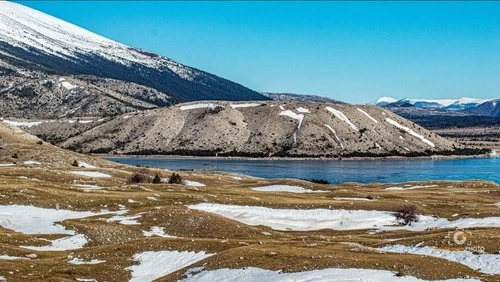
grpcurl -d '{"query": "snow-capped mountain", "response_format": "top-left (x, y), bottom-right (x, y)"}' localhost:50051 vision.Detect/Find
top-left (374, 96), bottom-right (494, 111)
top-left (467, 99), bottom-right (500, 117)
top-left (373, 97), bottom-right (398, 107)
top-left (0, 2), bottom-right (266, 105)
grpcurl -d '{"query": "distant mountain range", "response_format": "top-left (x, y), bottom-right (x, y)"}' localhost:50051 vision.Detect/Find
top-left (0, 2), bottom-right (267, 118)
top-left (374, 97), bottom-right (499, 117)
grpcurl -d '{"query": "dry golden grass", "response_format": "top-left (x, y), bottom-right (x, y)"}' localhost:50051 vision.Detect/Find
top-left (0, 163), bottom-right (499, 282)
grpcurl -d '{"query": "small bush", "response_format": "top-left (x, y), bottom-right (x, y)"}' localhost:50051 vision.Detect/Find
top-left (393, 205), bottom-right (418, 226)
top-left (71, 160), bottom-right (79, 167)
top-left (207, 105), bottom-right (224, 115)
top-left (168, 173), bottom-right (182, 184)
top-left (11, 153), bottom-right (18, 159)
top-left (128, 173), bottom-right (150, 184)
top-left (152, 174), bottom-right (162, 184)
top-left (36, 140), bottom-right (43, 145)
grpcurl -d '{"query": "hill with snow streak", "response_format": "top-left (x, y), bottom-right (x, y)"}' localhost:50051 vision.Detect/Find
top-left (0, 2), bottom-right (266, 109)
top-left (12, 101), bottom-right (474, 158)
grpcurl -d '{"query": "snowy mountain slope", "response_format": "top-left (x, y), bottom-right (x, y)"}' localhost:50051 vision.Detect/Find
top-left (0, 2), bottom-right (266, 103)
top-left (374, 96), bottom-right (493, 111)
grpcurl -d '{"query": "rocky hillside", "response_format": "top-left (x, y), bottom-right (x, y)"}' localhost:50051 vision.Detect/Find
top-left (9, 101), bottom-right (480, 158)
top-left (468, 99), bottom-right (500, 117)
top-left (0, 72), bottom-right (175, 119)
top-left (0, 2), bottom-right (267, 117)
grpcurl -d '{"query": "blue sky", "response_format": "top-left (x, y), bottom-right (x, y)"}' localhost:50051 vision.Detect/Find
top-left (18, 1), bottom-right (500, 103)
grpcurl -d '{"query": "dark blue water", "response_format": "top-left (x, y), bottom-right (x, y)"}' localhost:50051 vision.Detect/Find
top-left (107, 157), bottom-right (500, 184)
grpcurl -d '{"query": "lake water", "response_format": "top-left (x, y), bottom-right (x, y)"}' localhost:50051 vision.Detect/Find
top-left (107, 157), bottom-right (500, 185)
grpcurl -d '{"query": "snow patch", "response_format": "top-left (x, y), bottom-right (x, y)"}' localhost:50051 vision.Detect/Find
top-left (357, 108), bottom-right (378, 123)
top-left (230, 103), bottom-right (261, 108)
top-left (386, 118), bottom-right (435, 147)
top-left (251, 185), bottom-right (326, 194)
top-left (324, 124), bottom-right (344, 149)
top-left (180, 266), bottom-right (478, 282)
top-left (386, 184), bottom-right (438, 191)
top-left (325, 107), bottom-right (358, 131)
top-left (296, 107), bottom-right (310, 113)
top-left (77, 161), bottom-right (97, 168)
top-left (0, 163), bottom-right (16, 167)
top-left (23, 160), bottom-right (41, 165)
top-left (180, 103), bottom-right (222, 111)
top-left (143, 226), bottom-right (174, 238)
top-left (23, 234), bottom-right (88, 251)
top-left (380, 244), bottom-right (500, 275)
top-left (279, 110), bottom-right (304, 129)
top-left (71, 171), bottom-right (111, 178)
top-left (127, 251), bottom-right (212, 282)
top-left (183, 180), bottom-right (206, 187)
top-left (189, 203), bottom-right (500, 232)
top-left (2, 119), bottom-right (43, 128)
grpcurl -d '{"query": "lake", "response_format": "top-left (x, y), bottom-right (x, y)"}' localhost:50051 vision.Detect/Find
top-left (107, 157), bottom-right (500, 185)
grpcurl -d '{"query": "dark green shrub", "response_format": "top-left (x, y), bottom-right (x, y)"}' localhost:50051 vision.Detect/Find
top-left (168, 173), bottom-right (182, 184)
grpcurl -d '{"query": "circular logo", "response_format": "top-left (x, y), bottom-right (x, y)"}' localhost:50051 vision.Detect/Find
top-left (453, 231), bottom-right (467, 245)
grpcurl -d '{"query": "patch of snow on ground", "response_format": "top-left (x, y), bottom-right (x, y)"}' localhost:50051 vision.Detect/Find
top-left (324, 124), bottom-right (344, 149)
top-left (325, 107), bottom-right (358, 131)
top-left (180, 266), bottom-right (478, 282)
top-left (183, 180), bottom-right (206, 187)
top-left (230, 103), bottom-right (261, 108)
top-left (68, 257), bottom-right (105, 265)
top-left (71, 171), bottom-right (111, 178)
top-left (73, 184), bottom-right (104, 191)
top-left (77, 161), bottom-right (97, 168)
top-left (357, 108), bottom-right (378, 123)
top-left (106, 213), bottom-right (141, 225)
top-left (380, 244), bottom-right (500, 275)
top-left (180, 103), bottom-right (222, 111)
top-left (189, 204), bottom-right (500, 232)
top-left (23, 160), bottom-right (41, 165)
top-left (334, 197), bottom-right (372, 201)
top-left (78, 120), bottom-right (93, 124)
top-left (2, 119), bottom-right (43, 128)
top-left (76, 279), bottom-right (98, 282)
top-left (0, 255), bottom-right (26, 260)
top-left (127, 250), bottom-right (212, 282)
top-left (143, 226), bottom-right (174, 238)
top-left (23, 234), bottom-right (88, 251)
top-left (0, 205), bottom-right (106, 234)
top-left (0, 163), bottom-right (15, 167)
top-left (60, 80), bottom-right (78, 90)
top-left (279, 105), bottom-right (285, 110)
top-left (279, 110), bottom-right (304, 129)
top-left (386, 118), bottom-right (435, 147)
top-left (251, 185), bottom-right (326, 194)
top-left (385, 185), bottom-right (438, 191)
top-left (296, 107), bottom-right (310, 113)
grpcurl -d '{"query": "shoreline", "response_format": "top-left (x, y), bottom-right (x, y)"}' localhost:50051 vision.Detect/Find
top-left (97, 153), bottom-right (495, 162)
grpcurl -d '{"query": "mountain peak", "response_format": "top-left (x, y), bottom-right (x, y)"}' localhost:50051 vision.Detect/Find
top-left (0, 2), bottom-right (267, 107)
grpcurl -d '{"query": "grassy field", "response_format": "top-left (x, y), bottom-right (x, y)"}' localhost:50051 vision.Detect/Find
top-left (0, 163), bottom-right (499, 281)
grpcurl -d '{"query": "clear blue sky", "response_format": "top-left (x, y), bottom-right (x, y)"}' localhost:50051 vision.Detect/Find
top-left (17, 1), bottom-right (500, 103)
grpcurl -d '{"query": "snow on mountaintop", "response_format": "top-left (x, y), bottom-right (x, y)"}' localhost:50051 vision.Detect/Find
top-left (375, 96), bottom-right (494, 110)
top-left (374, 96), bottom-right (398, 105)
top-left (0, 1), bottom-right (197, 79)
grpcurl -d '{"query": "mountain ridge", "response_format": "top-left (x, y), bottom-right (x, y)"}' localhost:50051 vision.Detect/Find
top-left (0, 1), bottom-right (268, 116)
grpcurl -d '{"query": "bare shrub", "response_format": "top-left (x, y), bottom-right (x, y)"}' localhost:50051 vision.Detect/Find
top-left (393, 205), bottom-right (418, 226)
top-left (168, 173), bottom-right (182, 184)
